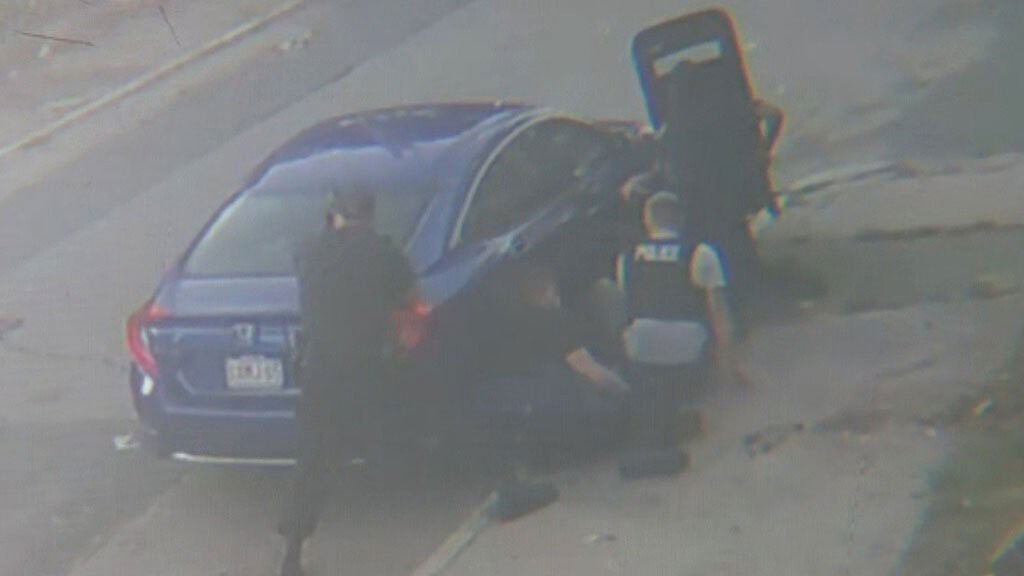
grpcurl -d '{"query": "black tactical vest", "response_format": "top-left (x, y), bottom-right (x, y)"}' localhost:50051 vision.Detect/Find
top-left (622, 238), bottom-right (707, 324)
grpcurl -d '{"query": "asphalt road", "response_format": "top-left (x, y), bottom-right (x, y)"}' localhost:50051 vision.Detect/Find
top-left (0, 1), bottom-right (1019, 575)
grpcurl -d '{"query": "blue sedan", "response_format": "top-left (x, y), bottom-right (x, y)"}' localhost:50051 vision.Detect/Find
top-left (126, 102), bottom-right (643, 462)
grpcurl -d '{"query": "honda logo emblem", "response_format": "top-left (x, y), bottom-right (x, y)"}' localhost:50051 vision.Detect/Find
top-left (232, 323), bottom-right (255, 346)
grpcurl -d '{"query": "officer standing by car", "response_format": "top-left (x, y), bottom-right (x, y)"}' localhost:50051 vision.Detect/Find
top-left (277, 185), bottom-right (416, 576)
top-left (615, 191), bottom-right (741, 475)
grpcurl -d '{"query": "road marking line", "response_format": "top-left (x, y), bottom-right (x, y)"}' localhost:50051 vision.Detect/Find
top-left (0, 0), bottom-right (305, 167)
top-left (409, 491), bottom-right (497, 576)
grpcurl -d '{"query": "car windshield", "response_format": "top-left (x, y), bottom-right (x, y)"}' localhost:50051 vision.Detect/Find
top-left (182, 185), bottom-right (430, 277)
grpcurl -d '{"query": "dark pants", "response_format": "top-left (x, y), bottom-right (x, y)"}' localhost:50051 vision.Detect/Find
top-left (278, 367), bottom-right (388, 543)
top-left (625, 360), bottom-right (709, 448)
top-left (476, 362), bottom-right (626, 473)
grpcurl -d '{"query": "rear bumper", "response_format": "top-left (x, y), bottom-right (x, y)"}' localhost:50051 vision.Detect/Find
top-left (131, 365), bottom-right (299, 460)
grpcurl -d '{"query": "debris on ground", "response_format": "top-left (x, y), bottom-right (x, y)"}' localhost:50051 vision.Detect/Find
top-left (0, 316), bottom-right (24, 340)
top-left (618, 448), bottom-right (689, 479)
top-left (971, 274), bottom-right (1019, 300)
top-left (277, 30), bottom-right (312, 52)
top-left (158, 5), bottom-right (182, 48)
top-left (743, 423), bottom-right (804, 457)
top-left (584, 533), bottom-right (618, 545)
top-left (112, 433), bottom-right (140, 452)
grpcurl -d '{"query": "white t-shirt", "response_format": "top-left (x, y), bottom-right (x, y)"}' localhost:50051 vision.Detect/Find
top-left (690, 242), bottom-right (727, 290)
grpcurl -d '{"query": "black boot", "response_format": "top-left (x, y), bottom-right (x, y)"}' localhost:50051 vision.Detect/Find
top-left (492, 479), bottom-right (559, 522)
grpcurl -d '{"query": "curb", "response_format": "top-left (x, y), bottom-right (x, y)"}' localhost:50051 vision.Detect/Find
top-left (0, 0), bottom-right (304, 164)
top-left (409, 491), bottom-right (497, 576)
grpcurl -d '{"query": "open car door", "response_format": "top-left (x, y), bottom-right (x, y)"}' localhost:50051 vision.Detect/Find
top-left (632, 8), bottom-right (782, 226)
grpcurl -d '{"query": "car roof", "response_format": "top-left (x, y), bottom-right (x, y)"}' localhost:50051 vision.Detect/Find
top-left (239, 102), bottom-right (538, 194)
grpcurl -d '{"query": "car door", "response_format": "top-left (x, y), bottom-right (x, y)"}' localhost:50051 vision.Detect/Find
top-left (454, 116), bottom-right (615, 253)
top-left (419, 116), bottom-right (618, 307)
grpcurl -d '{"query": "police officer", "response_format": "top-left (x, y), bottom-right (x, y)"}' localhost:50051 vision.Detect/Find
top-left (616, 191), bottom-right (739, 459)
top-left (277, 185), bottom-right (415, 576)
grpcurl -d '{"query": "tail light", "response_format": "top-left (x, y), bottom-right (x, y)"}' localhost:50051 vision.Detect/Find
top-left (392, 298), bottom-right (433, 353)
top-left (126, 301), bottom-right (168, 377)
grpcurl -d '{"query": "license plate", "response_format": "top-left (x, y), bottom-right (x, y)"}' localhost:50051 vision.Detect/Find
top-left (225, 356), bottom-right (284, 390)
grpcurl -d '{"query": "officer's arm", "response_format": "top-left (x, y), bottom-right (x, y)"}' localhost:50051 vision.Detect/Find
top-left (705, 288), bottom-right (734, 362)
top-left (565, 347), bottom-right (631, 394)
top-left (691, 245), bottom-right (743, 387)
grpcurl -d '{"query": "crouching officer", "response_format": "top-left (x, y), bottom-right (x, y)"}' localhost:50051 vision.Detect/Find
top-left (616, 191), bottom-right (740, 466)
top-left (277, 185), bottom-right (415, 576)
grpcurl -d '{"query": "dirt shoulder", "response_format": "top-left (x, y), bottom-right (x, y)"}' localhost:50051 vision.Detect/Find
top-left (0, 0), bottom-right (289, 146)
top-left (898, 330), bottom-right (1024, 576)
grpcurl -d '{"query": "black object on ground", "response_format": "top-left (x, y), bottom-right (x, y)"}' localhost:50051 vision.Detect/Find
top-left (491, 480), bottom-right (560, 522)
top-left (618, 447), bottom-right (690, 480)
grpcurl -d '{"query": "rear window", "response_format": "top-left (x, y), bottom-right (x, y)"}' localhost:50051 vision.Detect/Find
top-left (183, 186), bottom-right (429, 277)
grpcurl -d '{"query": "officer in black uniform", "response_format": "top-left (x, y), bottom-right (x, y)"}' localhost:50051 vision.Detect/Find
top-left (616, 191), bottom-right (738, 461)
top-left (277, 185), bottom-right (415, 576)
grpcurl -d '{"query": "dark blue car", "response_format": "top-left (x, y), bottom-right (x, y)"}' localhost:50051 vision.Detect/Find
top-left (126, 102), bottom-right (643, 463)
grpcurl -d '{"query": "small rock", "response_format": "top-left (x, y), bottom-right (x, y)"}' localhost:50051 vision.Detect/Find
top-left (38, 43), bottom-right (52, 58)
top-left (584, 532), bottom-right (617, 545)
top-left (924, 427), bottom-right (938, 438)
top-left (276, 30), bottom-right (312, 52)
top-left (971, 274), bottom-right (1018, 300)
top-left (113, 433), bottom-right (139, 451)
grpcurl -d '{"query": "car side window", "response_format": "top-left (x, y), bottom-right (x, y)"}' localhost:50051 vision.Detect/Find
top-left (459, 118), bottom-right (611, 245)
